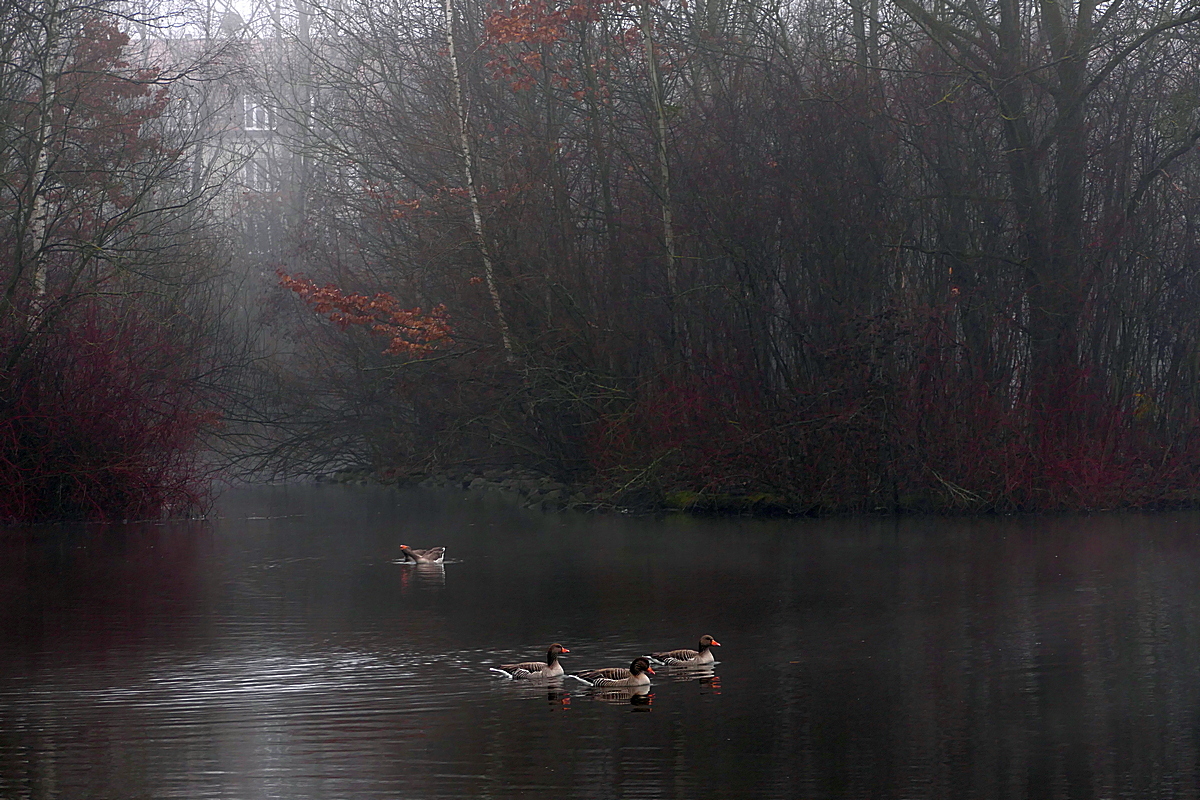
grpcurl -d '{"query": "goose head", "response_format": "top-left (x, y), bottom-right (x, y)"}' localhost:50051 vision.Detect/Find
top-left (629, 657), bottom-right (655, 676)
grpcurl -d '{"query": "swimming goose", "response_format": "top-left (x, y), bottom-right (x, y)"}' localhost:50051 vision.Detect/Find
top-left (399, 544), bottom-right (446, 564)
top-left (569, 657), bottom-right (655, 688)
top-left (647, 635), bottom-right (721, 666)
top-left (489, 644), bottom-right (569, 679)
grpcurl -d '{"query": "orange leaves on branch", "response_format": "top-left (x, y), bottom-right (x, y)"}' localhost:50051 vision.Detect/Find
top-left (519, 50), bottom-right (545, 68)
top-left (484, 0), bottom-right (622, 92)
top-left (364, 182), bottom-right (530, 221)
top-left (389, 198), bottom-right (422, 219)
top-left (485, 0), bottom-right (598, 45)
top-left (278, 270), bottom-right (453, 357)
top-left (486, 54), bottom-right (540, 90)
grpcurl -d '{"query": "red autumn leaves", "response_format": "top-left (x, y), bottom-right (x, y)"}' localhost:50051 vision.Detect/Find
top-left (485, 0), bottom-right (600, 45)
top-left (484, 0), bottom-right (622, 94)
top-left (278, 270), bottom-right (452, 356)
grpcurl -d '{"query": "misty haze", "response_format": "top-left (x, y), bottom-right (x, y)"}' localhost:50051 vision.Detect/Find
top-left (5, 0), bottom-right (1200, 794)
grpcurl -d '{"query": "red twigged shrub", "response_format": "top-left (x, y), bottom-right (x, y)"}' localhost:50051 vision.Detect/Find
top-left (0, 305), bottom-right (217, 523)
top-left (585, 304), bottom-right (1200, 514)
top-left (584, 368), bottom-right (792, 503)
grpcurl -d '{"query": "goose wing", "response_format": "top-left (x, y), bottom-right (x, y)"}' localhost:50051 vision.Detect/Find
top-left (650, 648), bottom-right (699, 662)
top-left (499, 660), bottom-right (545, 677)
top-left (411, 547), bottom-right (446, 562)
top-left (575, 667), bottom-right (631, 682)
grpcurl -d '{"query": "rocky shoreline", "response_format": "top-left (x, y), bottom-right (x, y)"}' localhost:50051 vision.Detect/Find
top-left (319, 466), bottom-right (800, 515)
top-left (416, 468), bottom-right (604, 512)
top-left (316, 465), bottom-right (1200, 516)
top-left (320, 467), bottom-right (608, 512)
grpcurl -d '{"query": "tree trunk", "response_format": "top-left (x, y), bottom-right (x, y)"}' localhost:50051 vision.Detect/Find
top-left (640, 0), bottom-right (681, 358)
top-left (445, 0), bottom-right (516, 362)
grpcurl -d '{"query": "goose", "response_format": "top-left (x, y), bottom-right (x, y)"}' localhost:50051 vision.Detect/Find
top-left (489, 644), bottom-right (570, 679)
top-left (399, 544), bottom-right (445, 564)
top-left (569, 656), bottom-right (655, 688)
top-left (647, 635), bottom-right (721, 666)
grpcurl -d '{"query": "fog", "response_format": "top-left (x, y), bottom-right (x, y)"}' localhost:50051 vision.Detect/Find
top-left (4, 0), bottom-right (1200, 519)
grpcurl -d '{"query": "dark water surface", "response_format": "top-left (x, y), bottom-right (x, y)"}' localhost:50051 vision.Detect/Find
top-left (3, 486), bottom-right (1200, 799)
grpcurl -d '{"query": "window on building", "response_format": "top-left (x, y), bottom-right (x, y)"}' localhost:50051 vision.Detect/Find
top-left (243, 96), bottom-right (274, 130)
top-left (243, 207), bottom-right (277, 256)
top-left (242, 156), bottom-right (274, 192)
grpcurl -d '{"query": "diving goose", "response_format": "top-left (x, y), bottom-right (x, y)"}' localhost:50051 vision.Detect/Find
top-left (399, 544), bottom-right (446, 564)
top-left (569, 656), bottom-right (655, 688)
top-left (647, 635), bottom-right (721, 666)
top-left (489, 643), bottom-right (570, 679)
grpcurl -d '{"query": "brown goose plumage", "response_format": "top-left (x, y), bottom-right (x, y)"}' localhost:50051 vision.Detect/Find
top-left (570, 656), bottom-right (655, 688)
top-left (490, 643), bottom-right (569, 679)
top-left (647, 635), bottom-right (721, 666)
top-left (399, 544), bottom-right (446, 564)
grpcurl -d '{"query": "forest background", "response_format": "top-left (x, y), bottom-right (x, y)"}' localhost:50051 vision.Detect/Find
top-left (5, 0), bottom-right (1200, 521)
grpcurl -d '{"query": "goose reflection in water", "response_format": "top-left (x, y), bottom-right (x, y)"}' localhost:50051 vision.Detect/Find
top-left (590, 685), bottom-right (654, 709)
top-left (488, 675), bottom-right (572, 708)
top-left (664, 663), bottom-right (718, 683)
top-left (398, 561), bottom-right (445, 592)
top-left (546, 688), bottom-right (571, 709)
top-left (657, 663), bottom-right (721, 696)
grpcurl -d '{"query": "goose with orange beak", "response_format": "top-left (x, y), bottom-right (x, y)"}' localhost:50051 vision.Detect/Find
top-left (646, 634), bottom-right (721, 666)
top-left (399, 545), bottom-right (445, 564)
top-left (569, 657), bottom-right (655, 688)
top-left (489, 644), bottom-right (570, 679)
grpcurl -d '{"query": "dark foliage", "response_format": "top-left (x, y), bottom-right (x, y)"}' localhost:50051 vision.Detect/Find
top-left (254, 0), bottom-right (1200, 512)
top-left (0, 305), bottom-right (215, 522)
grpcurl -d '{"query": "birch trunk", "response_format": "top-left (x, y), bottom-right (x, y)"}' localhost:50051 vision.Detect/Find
top-left (445, 0), bottom-right (515, 363)
top-left (28, 0), bottom-right (62, 301)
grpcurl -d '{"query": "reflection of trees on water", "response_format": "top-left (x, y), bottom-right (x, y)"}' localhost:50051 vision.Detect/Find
top-left (11, 504), bottom-right (1200, 799)
top-left (763, 516), bottom-right (1200, 797)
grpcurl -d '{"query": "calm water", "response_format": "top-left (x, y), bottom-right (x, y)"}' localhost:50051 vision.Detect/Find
top-left (3, 486), bottom-right (1200, 799)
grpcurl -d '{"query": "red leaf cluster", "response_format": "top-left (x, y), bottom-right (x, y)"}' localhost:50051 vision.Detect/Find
top-left (485, 0), bottom-right (602, 44)
top-left (278, 271), bottom-right (453, 356)
top-left (483, 0), bottom-right (624, 91)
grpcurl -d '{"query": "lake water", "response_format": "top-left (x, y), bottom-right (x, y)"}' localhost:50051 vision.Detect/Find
top-left (3, 485), bottom-right (1200, 799)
